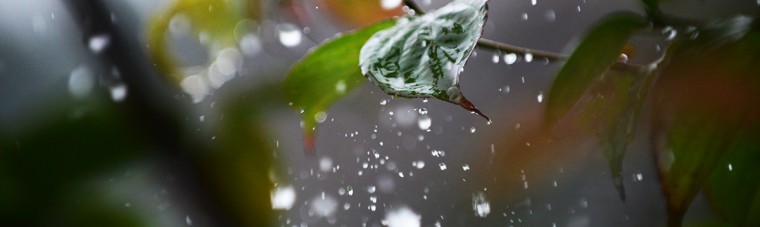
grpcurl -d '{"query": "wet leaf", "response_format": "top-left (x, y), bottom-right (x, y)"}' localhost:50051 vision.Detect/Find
top-left (285, 20), bottom-right (396, 152)
top-left (147, 0), bottom-right (256, 84)
top-left (359, 0), bottom-right (490, 121)
top-left (652, 16), bottom-right (760, 227)
top-left (544, 12), bottom-right (647, 128)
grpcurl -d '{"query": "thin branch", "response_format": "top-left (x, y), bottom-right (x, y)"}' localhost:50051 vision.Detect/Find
top-left (404, 0), bottom-right (649, 72)
top-left (476, 38), bottom-right (567, 61)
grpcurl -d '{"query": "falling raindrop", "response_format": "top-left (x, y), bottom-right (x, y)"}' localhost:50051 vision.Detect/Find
top-left (531, 0), bottom-right (537, 6)
top-left (438, 163), bottom-right (447, 170)
top-left (277, 23), bottom-right (302, 47)
top-left (383, 207), bottom-right (421, 227)
top-left (335, 80), bottom-right (346, 94)
top-left (469, 127), bottom-right (477, 133)
top-left (418, 115), bottom-right (432, 130)
top-left (537, 92), bottom-right (544, 103)
top-left (544, 10), bottom-right (556, 22)
top-left (491, 53), bottom-right (500, 63)
top-left (186, 215), bottom-right (193, 226)
top-left (88, 34), bottom-right (111, 54)
top-left (109, 84), bottom-right (127, 102)
top-left (240, 34), bottom-right (262, 56)
top-left (315, 112), bottom-right (328, 124)
top-left (310, 193), bottom-right (338, 217)
top-left (319, 157), bottom-right (333, 172)
top-left (68, 65), bottom-right (94, 99)
top-left (381, 0), bottom-right (403, 10)
top-left (271, 185), bottom-right (296, 210)
top-left (413, 161), bottom-right (425, 169)
top-left (472, 192), bottom-right (491, 218)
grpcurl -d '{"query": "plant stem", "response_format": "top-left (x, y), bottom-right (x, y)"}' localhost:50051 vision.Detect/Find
top-left (403, 0), bottom-right (648, 72)
top-left (476, 38), bottom-right (567, 61)
top-left (403, 0), bottom-right (566, 61)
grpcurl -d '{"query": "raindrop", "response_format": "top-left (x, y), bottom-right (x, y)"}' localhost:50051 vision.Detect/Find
top-left (186, 215), bottom-right (193, 226)
top-left (521, 13), bottom-right (529, 21)
top-left (544, 10), bottom-right (556, 22)
top-left (418, 115), bottom-right (432, 130)
top-left (418, 108), bottom-right (428, 115)
top-left (180, 75), bottom-right (210, 103)
top-left (413, 161), bottom-right (425, 169)
top-left (310, 193), bottom-right (338, 217)
top-left (109, 84), bottom-right (127, 102)
top-left (381, 0), bottom-right (403, 10)
top-left (438, 163), bottom-right (447, 170)
top-left (277, 23), bottom-right (302, 47)
top-left (380, 99), bottom-right (388, 105)
top-left (240, 34), bottom-right (262, 56)
top-left (462, 164), bottom-right (470, 171)
top-left (367, 186), bottom-right (377, 194)
top-left (335, 80), bottom-right (346, 94)
top-left (169, 14), bottom-right (191, 35)
top-left (383, 207), bottom-right (421, 227)
top-left (88, 34), bottom-right (111, 54)
top-left (469, 127), bottom-right (477, 133)
top-left (531, 0), bottom-right (537, 6)
top-left (68, 65), bottom-right (94, 99)
top-left (728, 164), bottom-right (733, 171)
top-left (537, 92), bottom-right (544, 103)
top-left (618, 53), bottom-right (629, 63)
top-left (319, 157), bottom-right (333, 172)
top-left (472, 192), bottom-right (491, 218)
top-left (394, 105), bottom-right (417, 127)
top-left (315, 112), bottom-right (328, 124)
top-left (524, 53), bottom-right (533, 62)
top-left (504, 53), bottom-right (518, 65)
top-left (347, 186), bottom-right (354, 196)
top-left (271, 186), bottom-right (296, 210)
top-left (491, 53), bottom-right (500, 63)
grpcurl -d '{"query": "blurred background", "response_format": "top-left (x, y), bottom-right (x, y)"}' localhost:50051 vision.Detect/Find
top-left (1, 0), bottom-right (757, 226)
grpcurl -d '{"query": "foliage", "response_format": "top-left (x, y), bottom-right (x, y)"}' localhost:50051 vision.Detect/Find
top-left (282, 0), bottom-right (759, 226)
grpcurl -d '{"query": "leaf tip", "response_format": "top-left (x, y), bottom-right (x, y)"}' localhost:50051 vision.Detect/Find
top-left (459, 97), bottom-right (491, 122)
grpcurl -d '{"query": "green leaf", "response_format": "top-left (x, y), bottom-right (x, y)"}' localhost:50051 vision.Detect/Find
top-left (285, 20), bottom-right (396, 152)
top-left (359, 0), bottom-right (490, 121)
top-left (544, 12), bottom-right (647, 128)
top-left (578, 68), bottom-right (654, 200)
top-left (704, 124), bottom-right (760, 226)
top-left (652, 17), bottom-right (760, 227)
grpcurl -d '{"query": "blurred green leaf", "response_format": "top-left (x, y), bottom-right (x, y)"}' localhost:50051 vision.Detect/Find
top-left (285, 20), bottom-right (395, 152)
top-left (705, 123), bottom-right (760, 226)
top-left (359, 0), bottom-right (490, 120)
top-left (0, 96), bottom-right (146, 224)
top-left (545, 12), bottom-right (646, 128)
top-left (147, 0), bottom-right (255, 84)
top-left (652, 16), bottom-right (760, 227)
top-left (579, 68), bottom-right (653, 200)
top-left (196, 83), bottom-right (283, 227)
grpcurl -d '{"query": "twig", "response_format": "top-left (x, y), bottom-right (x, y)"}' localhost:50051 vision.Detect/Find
top-left (404, 0), bottom-right (648, 72)
top-left (476, 38), bottom-right (567, 61)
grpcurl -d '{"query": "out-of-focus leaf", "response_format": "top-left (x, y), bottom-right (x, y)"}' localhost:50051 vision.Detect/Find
top-left (285, 20), bottom-right (395, 152)
top-left (0, 97), bottom-right (146, 224)
top-left (147, 0), bottom-right (255, 84)
top-left (320, 0), bottom-right (403, 28)
top-left (652, 16), bottom-right (760, 227)
top-left (197, 90), bottom-right (278, 227)
top-left (705, 123), bottom-right (760, 226)
top-left (359, 0), bottom-right (490, 121)
top-left (578, 68), bottom-right (653, 200)
top-left (544, 12), bottom-right (647, 128)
